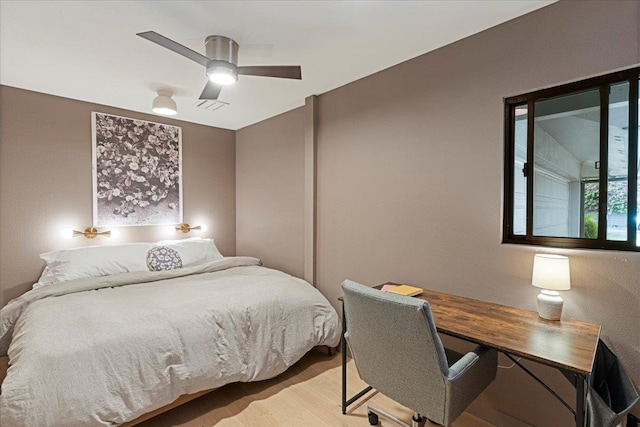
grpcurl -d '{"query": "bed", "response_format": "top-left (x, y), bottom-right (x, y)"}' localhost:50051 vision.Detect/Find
top-left (0, 240), bottom-right (341, 426)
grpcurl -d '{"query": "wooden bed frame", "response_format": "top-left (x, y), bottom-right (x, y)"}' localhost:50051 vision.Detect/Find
top-left (0, 356), bottom-right (8, 389)
top-left (0, 346), bottom-right (337, 426)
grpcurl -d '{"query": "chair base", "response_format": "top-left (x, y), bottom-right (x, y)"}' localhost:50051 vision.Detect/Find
top-left (367, 405), bottom-right (426, 427)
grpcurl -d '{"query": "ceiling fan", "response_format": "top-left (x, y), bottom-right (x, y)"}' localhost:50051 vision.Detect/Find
top-left (137, 31), bottom-right (302, 100)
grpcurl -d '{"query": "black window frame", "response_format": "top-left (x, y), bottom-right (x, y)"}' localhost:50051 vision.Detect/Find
top-left (503, 67), bottom-right (640, 251)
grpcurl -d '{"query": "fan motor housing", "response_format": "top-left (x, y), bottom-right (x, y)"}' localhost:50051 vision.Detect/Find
top-left (205, 35), bottom-right (239, 65)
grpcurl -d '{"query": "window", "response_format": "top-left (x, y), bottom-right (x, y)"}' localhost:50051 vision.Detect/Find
top-left (504, 67), bottom-right (639, 251)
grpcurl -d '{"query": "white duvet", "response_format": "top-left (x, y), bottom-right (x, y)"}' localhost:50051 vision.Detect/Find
top-left (0, 257), bottom-right (341, 426)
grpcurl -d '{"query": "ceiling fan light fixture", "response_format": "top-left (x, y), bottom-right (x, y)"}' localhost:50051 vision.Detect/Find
top-left (137, 32), bottom-right (302, 102)
top-left (152, 89), bottom-right (177, 116)
top-left (206, 61), bottom-right (238, 86)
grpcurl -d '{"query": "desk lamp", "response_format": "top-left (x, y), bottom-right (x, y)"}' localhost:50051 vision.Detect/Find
top-left (532, 254), bottom-right (571, 321)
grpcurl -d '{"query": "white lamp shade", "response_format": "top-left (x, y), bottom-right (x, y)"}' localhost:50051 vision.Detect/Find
top-left (532, 254), bottom-right (571, 291)
top-left (152, 89), bottom-right (177, 116)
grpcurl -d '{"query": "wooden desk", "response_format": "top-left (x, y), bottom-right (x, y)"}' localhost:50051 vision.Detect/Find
top-left (340, 284), bottom-right (601, 427)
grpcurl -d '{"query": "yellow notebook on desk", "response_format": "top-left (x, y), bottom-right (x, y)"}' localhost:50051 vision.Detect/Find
top-left (384, 284), bottom-right (423, 297)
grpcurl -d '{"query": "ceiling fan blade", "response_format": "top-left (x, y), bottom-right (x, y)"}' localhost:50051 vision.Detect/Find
top-left (237, 66), bottom-right (302, 80)
top-left (137, 31), bottom-right (210, 67)
top-left (199, 81), bottom-right (223, 100)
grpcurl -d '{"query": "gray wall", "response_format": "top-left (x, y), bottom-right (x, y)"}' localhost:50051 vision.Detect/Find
top-left (236, 107), bottom-right (305, 278)
top-left (0, 86), bottom-right (236, 307)
top-left (236, 1), bottom-right (640, 424)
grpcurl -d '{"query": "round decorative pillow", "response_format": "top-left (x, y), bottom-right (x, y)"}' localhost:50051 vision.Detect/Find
top-left (146, 246), bottom-right (183, 271)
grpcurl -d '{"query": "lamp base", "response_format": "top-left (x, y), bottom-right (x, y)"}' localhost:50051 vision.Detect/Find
top-left (537, 290), bottom-right (563, 321)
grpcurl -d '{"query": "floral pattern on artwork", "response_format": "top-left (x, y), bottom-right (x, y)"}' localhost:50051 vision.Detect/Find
top-left (93, 112), bottom-right (182, 226)
top-left (146, 246), bottom-right (183, 271)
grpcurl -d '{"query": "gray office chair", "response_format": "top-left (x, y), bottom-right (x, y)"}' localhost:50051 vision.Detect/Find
top-left (342, 280), bottom-right (498, 427)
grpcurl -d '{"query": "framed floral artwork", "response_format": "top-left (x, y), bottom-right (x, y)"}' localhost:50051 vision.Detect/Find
top-left (92, 112), bottom-right (183, 226)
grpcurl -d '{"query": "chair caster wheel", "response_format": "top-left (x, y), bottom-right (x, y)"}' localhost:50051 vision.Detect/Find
top-left (368, 411), bottom-right (379, 425)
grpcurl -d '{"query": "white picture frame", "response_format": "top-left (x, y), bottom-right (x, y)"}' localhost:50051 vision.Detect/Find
top-left (92, 112), bottom-right (183, 227)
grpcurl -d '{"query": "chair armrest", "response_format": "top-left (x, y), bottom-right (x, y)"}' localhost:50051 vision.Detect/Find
top-left (443, 345), bottom-right (498, 425)
top-left (448, 345), bottom-right (494, 380)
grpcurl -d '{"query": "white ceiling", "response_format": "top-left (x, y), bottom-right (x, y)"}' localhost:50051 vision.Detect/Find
top-left (0, 1), bottom-right (554, 130)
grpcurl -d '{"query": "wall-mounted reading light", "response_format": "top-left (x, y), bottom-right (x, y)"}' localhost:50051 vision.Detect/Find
top-left (61, 227), bottom-right (120, 239)
top-left (176, 223), bottom-right (208, 233)
top-left (163, 223), bottom-right (208, 235)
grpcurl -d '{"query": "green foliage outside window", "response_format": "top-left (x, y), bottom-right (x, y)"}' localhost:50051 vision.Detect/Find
top-left (583, 214), bottom-right (598, 238)
top-left (584, 181), bottom-right (629, 214)
top-left (583, 182), bottom-right (599, 213)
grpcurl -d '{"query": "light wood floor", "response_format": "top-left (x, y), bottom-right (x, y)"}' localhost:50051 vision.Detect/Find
top-left (137, 349), bottom-right (493, 427)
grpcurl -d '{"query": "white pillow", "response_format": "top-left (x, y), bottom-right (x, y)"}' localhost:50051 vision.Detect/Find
top-left (155, 237), bottom-right (223, 266)
top-left (35, 242), bottom-right (154, 288)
